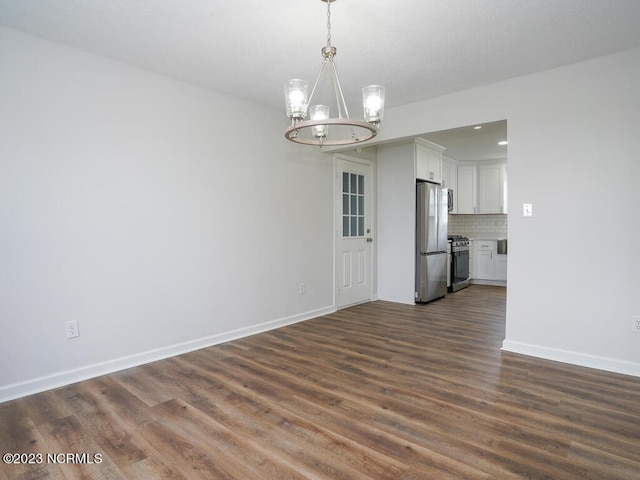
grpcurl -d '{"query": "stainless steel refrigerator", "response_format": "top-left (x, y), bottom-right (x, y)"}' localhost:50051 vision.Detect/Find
top-left (415, 181), bottom-right (448, 303)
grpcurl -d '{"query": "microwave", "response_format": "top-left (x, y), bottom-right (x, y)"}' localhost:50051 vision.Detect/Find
top-left (447, 189), bottom-right (454, 213)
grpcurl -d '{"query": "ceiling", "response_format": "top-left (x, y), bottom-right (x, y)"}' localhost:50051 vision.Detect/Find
top-left (1, 1), bottom-right (640, 159)
top-left (423, 120), bottom-right (507, 162)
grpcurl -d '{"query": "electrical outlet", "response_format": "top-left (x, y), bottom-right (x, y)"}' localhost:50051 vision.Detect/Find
top-left (632, 316), bottom-right (640, 333)
top-left (65, 320), bottom-right (79, 339)
top-left (299, 282), bottom-right (306, 295)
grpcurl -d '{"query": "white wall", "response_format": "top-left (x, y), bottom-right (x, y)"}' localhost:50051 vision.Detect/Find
top-left (377, 142), bottom-right (416, 304)
top-left (0, 27), bottom-right (334, 401)
top-left (375, 47), bottom-right (640, 376)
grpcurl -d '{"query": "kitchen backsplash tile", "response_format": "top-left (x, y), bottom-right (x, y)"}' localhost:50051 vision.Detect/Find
top-left (448, 214), bottom-right (508, 238)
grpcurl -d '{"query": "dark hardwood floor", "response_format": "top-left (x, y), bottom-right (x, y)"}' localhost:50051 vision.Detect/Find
top-left (2, 285), bottom-right (640, 479)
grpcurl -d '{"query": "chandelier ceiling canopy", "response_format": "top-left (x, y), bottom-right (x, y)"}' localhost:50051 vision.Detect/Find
top-left (284, 0), bottom-right (385, 147)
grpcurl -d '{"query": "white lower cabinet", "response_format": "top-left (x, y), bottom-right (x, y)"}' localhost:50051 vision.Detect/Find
top-left (494, 254), bottom-right (508, 281)
top-left (472, 240), bottom-right (507, 283)
top-left (474, 241), bottom-right (495, 280)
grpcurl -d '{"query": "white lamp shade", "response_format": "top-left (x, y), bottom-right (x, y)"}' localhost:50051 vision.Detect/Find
top-left (285, 79), bottom-right (309, 120)
top-left (362, 85), bottom-right (385, 124)
top-left (310, 105), bottom-right (330, 138)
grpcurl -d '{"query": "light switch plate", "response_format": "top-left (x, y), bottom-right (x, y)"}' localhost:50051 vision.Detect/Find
top-left (523, 203), bottom-right (533, 217)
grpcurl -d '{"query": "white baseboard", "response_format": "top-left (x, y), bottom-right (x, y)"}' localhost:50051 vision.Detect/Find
top-left (0, 305), bottom-right (335, 403)
top-left (470, 279), bottom-right (507, 287)
top-left (501, 340), bottom-right (640, 378)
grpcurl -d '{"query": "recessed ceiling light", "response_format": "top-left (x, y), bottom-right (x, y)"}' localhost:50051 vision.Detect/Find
top-left (473, 125), bottom-right (482, 130)
top-left (498, 140), bottom-right (508, 145)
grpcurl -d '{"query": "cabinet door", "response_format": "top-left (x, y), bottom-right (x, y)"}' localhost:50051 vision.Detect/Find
top-left (474, 241), bottom-right (495, 280)
top-left (441, 159), bottom-right (457, 213)
top-left (457, 166), bottom-right (476, 214)
top-left (441, 158), bottom-right (454, 189)
top-left (475, 250), bottom-right (494, 279)
top-left (495, 254), bottom-right (508, 281)
top-left (478, 164), bottom-right (505, 214)
top-left (416, 144), bottom-right (442, 183)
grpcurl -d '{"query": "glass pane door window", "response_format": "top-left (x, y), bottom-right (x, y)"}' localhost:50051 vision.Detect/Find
top-left (342, 172), bottom-right (365, 237)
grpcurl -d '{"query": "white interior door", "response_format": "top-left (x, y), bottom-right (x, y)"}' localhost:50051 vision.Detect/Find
top-left (335, 156), bottom-right (374, 309)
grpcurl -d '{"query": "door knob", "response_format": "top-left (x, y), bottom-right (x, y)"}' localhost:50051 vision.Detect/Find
top-left (366, 237), bottom-right (373, 243)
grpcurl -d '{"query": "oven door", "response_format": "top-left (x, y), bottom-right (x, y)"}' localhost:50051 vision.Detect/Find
top-left (451, 247), bottom-right (470, 285)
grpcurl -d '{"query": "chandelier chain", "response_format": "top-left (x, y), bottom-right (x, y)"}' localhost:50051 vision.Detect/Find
top-left (326, 0), bottom-right (332, 49)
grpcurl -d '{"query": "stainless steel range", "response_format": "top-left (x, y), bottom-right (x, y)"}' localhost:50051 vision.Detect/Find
top-left (448, 235), bottom-right (470, 292)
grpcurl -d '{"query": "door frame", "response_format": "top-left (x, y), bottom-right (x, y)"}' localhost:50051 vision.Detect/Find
top-left (333, 154), bottom-right (376, 309)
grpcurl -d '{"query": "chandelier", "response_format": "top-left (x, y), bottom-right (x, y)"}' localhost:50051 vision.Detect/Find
top-left (284, 0), bottom-right (385, 147)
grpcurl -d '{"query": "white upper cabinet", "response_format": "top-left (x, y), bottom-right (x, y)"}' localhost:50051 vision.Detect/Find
top-left (478, 164), bottom-right (507, 214)
top-left (442, 157), bottom-right (457, 213)
top-left (453, 161), bottom-right (507, 215)
top-left (456, 165), bottom-right (477, 214)
top-left (415, 139), bottom-right (445, 184)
